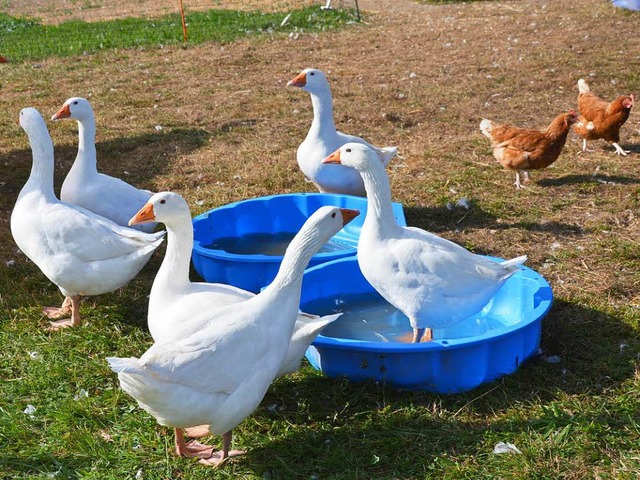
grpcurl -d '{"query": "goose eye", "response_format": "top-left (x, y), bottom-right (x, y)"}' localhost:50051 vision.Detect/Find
top-left (159, 199), bottom-right (166, 204)
top-left (331, 212), bottom-right (336, 218)
top-left (73, 101), bottom-right (78, 105)
top-left (310, 72), bottom-right (315, 76)
top-left (346, 148), bottom-right (352, 153)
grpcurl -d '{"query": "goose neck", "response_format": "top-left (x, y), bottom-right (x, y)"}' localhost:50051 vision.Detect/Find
top-left (24, 127), bottom-right (56, 201)
top-left (361, 167), bottom-right (399, 235)
top-left (75, 116), bottom-right (98, 173)
top-left (151, 217), bottom-right (193, 295)
top-left (265, 226), bottom-right (320, 294)
top-left (308, 89), bottom-right (336, 137)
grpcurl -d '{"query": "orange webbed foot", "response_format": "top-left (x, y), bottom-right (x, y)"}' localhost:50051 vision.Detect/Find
top-left (42, 297), bottom-right (72, 319)
top-left (174, 428), bottom-right (215, 459)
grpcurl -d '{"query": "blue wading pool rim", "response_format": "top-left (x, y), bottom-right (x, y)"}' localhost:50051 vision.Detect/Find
top-left (191, 192), bottom-right (406, 292)
top-left (300, 255), bottom-right (553, 392)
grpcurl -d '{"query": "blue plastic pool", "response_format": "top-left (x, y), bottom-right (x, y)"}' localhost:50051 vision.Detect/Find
top-left (300, 256), bottom-right (552, 393)
top-left (191, 193), bottom-right (406, 293)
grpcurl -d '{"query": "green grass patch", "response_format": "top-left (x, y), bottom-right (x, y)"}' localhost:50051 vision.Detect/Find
top-left (0, 7), bottom-right (356, 62)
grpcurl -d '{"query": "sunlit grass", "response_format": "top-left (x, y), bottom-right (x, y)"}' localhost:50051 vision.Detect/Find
top-left (0, 7), bottom-right (356, 62)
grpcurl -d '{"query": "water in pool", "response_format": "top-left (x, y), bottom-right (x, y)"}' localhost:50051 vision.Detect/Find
top-left (304, 291), bottom-right (516, 343)
top-left (204, 232), bottom-right (352, 256)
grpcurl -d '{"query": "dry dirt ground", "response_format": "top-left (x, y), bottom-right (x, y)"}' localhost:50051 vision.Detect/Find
top-left (1, 0), bottom-right (639, 310)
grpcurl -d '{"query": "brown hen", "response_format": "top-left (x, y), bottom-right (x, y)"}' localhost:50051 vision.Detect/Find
top-left (480, 111), bottom-right (578, 189)
top-left (573, 78), bottom-right (634, 156)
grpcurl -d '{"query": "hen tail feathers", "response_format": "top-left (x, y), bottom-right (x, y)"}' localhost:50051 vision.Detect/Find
top-left (480, 119), bottom-right (493, 138)
top-left (578, 78), bottom-right (590, 95)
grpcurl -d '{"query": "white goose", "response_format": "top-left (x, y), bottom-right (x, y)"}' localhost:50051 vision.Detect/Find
top-left (10, 108), bottom-right (164, 330)
top-left (287, 68), bottom-right (397, 196)
top-left (128, 191), bottom-right (342, 377)
top-left (51, 97), bottom-right (157, 232)
top-left (108, 205), bottom-right (359, 466)
top-left (323, 143), bottom-right (527, 343)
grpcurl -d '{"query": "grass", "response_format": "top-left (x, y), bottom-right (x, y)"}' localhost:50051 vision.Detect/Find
top-left (0, 6), bottom-right (355, 62)
top-left (1, 0), bottom-right (640, 478)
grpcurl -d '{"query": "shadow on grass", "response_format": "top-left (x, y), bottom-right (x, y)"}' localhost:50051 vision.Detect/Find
top-left (244, 409), bottom-right (486, 478)
top-left (536, 173), bottom-right (640, 187)
top-left (404, 204), bottom-right (584, 237)
top-left (242, 298), bottom-right (638, 477)
top-left (0, 127), bottom-right (211, 198)
top-left (284, 301), bottom-right (636, 413)
top-left (0, 127), bottom-right (210, 326)
top-left (2, 298), bottom-right (635, 478)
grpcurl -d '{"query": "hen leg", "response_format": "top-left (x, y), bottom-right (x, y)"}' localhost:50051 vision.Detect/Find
top-left (42, 296), bottom-right (72, 319)
top-left (612, 143), bottom-right (630, 156)
top-left (174, 428), bottom-right (215, 459)
top-left (199, 430), bottom-right (245, 466)
top-left (47, 296), bottom-right (82, 330)
top-left (580, 138), bottom-right (596, 153)
top-left (514, 172), bottom-right (526, 190)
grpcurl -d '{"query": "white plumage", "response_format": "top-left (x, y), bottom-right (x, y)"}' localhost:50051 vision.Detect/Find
top-left (288, 68), bottom-right (396, 196)
top-left (322, 143), bottom-right (526, 342)
top-left (129, 191), bottom-right (342, 378)
top-left (108, 205), bottom-right (358, 466)
top-left (52, 97), bottom-right (157, 232)
top-left (10, 108), bottom-right (164, 329)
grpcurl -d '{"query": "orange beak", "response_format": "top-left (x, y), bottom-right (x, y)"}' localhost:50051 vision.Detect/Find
top-left (51, 104), bottom-right (71, 121)
top-left (322, 149), bottom-right (341, 165)
top-left (339, 208), bottom-right (360, 227)
top-left (129, 202), bottom-right (156, 226)
top-left (287, 71), bottom-right (307, 88)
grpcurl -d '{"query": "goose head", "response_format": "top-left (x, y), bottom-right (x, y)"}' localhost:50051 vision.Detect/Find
top-left (286, 205), bottom-right (359, 260)
top-left (310, 205), bottom-right (360, 235)
top-left (287, 68), bottom-right (331, 95)
top-left (51, 97), bottom-right (94, 121)
top-left (321, 143), bottom-right (380, 173)
top-left (129, 192), bottom-right (190, 227)
top-left (19, 107), bottom-right (47, 135)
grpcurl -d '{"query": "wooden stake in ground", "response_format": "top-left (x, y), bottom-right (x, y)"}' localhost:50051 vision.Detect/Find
top-left (178, 0), bottom-right (187, 43)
